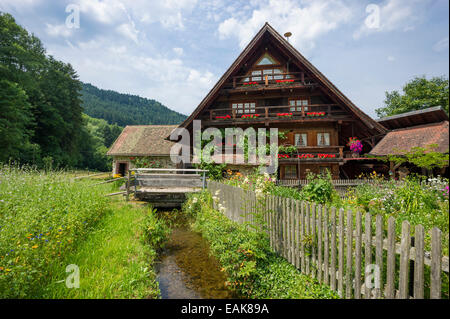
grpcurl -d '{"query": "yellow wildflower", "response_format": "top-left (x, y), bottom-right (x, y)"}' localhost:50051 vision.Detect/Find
top-left (32, 245), bottom-right (38, 249)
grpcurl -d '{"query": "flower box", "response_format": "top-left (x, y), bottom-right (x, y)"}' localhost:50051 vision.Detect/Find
top-left (317, 154), bottom-right (336, 159)
top-left (215, 114), bottom-right (231, 120)
top-left (297, 154), bottom-right (315, 159)
top-left (306, 112), bottom-right (326, 117)
top-left (276, 112), bottom-right (293, 118)
top-left (242, 81), bottom-right (258, 87)
top-left (241, 114), bottom-right (260, 119)
top-left (275, 79), bottom-right (295, 84)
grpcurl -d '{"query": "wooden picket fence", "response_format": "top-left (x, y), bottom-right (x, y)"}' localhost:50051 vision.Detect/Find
top-left (208, 181), bottom-right (449, 299)
top-left (276, 179), bottom-right (375, 187)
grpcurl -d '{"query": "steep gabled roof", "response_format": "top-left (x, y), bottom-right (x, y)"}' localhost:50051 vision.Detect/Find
top-left (177, 22), bottom-right (387, 135)
top-left (107, 125), bottom-right (177, 156)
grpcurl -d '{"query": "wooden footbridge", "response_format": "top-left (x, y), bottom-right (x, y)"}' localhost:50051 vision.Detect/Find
top-left (125, 168), bottom-right (208, 208)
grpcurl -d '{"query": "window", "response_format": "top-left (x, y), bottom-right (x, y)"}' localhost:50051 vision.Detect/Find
top-left (232, 101), bottom-right (256, 114)
top-left (256, 53), bottom-right (277, 65)
top-left (295, 133), bottom-right (308, 147)
top-left (317, 133), bottom-right (330, 146)
top-left (251, 70), bottom-right (261, 81)
top-left (284, 165), bottom-right (297, 179)
top-left (289, 98), bottom-right (309, 112)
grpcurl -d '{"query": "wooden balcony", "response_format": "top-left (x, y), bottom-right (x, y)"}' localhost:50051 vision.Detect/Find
top-left (203, 104), bottom-right (352, 125)
top-left (277, 145), bottom-right (345, 162)
top-left (221, 72), bottom-right (316, 92)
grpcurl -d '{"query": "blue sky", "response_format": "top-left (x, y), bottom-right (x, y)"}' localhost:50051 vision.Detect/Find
top-left (1, 0), bottom-right (448, 118)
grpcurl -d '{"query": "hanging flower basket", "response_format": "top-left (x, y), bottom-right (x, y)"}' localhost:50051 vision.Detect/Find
top-left (348, 137), bottom-right (363, 155)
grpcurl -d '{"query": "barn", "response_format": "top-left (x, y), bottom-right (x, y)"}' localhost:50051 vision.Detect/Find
top-left (107, 125), bottom-right (177, 176)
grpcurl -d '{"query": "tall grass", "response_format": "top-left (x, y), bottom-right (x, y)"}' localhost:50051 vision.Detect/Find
top-left (38, 203), bottom-right (162, 299)
top-left (0, 165), bottom-right (111, 298)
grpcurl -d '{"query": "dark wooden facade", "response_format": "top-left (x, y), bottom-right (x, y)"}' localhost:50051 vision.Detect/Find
top-left (177, 23), bottom-right (387, 179)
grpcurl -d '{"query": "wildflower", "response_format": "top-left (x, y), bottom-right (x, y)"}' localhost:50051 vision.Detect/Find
top-left (32, 245), bottom-right (38, 249)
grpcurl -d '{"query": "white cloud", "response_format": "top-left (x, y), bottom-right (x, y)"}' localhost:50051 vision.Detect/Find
top-left (173, 47), bottom-right (184, 56)
top-left (54, 37), bottom-right (215, 115)
top-left (116, 22), bottom-right (139, 43)
top-left (124, 0), bottom-right (197, 30)
top-left (387, 56), bottom-right (395, 62)
top-left (45, 23), bottom-right (73, 38)
top-left (217, 0), bottom-right (353, 53)
top-left (353, 0), bottom-right (431, 39)
top-left (433, 37), bottom-right (449, 52)
top-left (78, 0), bottom-right (128, 25)
top-left (76, 0), bottom-right (197, 31)
top-left (0, 0), bottom-right (41, 11)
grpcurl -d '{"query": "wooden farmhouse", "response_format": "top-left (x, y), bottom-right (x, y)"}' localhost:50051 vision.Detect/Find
top-left (107, 24), bottom-right (448, 180)
top-left (173, 23), bottom-right (387, 179)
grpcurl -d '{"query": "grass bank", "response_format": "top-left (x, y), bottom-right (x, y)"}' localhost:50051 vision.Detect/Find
top-left (183, 191), bottom-right (339, 299)
top-left (39, 202), bottom-right (167, 299)
top-left (0, 166), bottom-right (168, 298)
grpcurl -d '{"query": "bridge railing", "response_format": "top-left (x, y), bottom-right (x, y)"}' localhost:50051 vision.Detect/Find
top-left (126, 168), bottom-right (209, 201)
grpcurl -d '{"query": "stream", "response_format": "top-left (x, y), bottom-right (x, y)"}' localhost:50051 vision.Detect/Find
top-left (155, 226), bottom-right (237, 299)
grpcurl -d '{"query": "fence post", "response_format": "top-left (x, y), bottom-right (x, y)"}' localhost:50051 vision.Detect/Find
top-left (386, 217), bottom-right (396, 299)
top-left (202, 171), bottom-right (206, 189)
top-left (414, 225), bottom-right (425, 299)
top-left (323, 206), bottom-right (329, 286)
top-left (318, 205), bottom-right (323, 283)
top-left (431, 227), bottom-right (442, 299)
top-left (399, 220), bottom-right (411, 299)
top-left (126, 170), bottom-right (131, 201)
top-left (375, 215), bottom-right (384, 299)
top-left (338, 208), bottom-right (344, 297)
top-left (300, 201), bottom-right (306, 274)
top-left (354, 210), bottom-right (362, 299)
top-left (330, 207), bottom-right (337, 291)
top-left (364, 213), bottom-right (372, 299)
top-left (345, 210), bottom-right (353, 299)
top-left (311, 203), bottom-right (317, 279)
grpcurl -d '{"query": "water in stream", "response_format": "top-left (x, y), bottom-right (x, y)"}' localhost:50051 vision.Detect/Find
top-left (155, 227), bottom-right (237, 299)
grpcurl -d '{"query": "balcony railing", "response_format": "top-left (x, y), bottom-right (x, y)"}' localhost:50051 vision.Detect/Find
top-left (277, 145), bottom-right (345, 160)
top-left (222, 72), bottom-right (316, 90)
top-left (205, 104), bottom-right (349, 122)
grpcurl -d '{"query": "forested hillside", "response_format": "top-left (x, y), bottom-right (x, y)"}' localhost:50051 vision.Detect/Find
top-left (0, 12), bottom-right (182, 171)
top-left (0, 12), bottom-right (83, 167)
top-left (81, 83), bottom-right (187, 126)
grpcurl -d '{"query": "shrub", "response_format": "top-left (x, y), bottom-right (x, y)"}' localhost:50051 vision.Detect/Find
top-left (142, 207), bottom-right (171, 250)
top-left (185, 192), bottom-right (339, 299)
top-left (300, 171), bottom-right (336, 204)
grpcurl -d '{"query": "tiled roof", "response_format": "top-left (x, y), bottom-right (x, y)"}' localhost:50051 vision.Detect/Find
top-left (107, 125), bottom-right (177, 156)
top-left (370, 121), bottom-right (449, 156)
